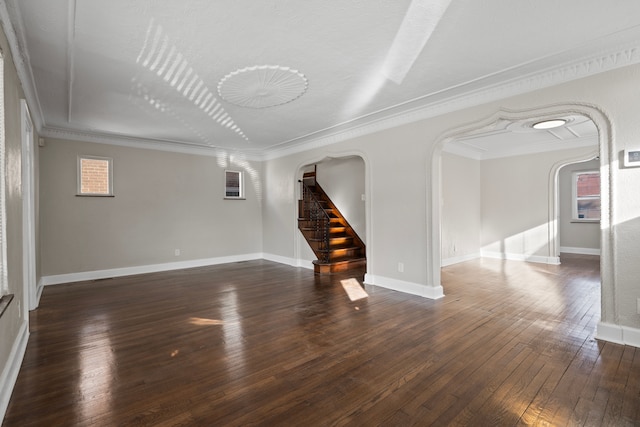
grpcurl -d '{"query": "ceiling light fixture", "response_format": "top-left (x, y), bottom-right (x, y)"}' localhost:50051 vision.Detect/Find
top-left (532, 119), bottom-right (567, 130)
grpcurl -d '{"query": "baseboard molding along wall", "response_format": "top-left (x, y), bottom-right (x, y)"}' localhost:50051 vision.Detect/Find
top-left (560, 246), bottom-right (601, 256)
top-left (364, 274), bottom-right (444, 300)
top-left (481, 250), bottom-right (560, 265)
top-left (0, 320), bottom-right (29, 422)
top-left (41, 253), bottom-right (315, 286)
top-left (262, 253), bottom-right (314, 270)
top-left (596, 322), bottom-right (640, 349)
top-left (441, 252), bottom-right (481, 267)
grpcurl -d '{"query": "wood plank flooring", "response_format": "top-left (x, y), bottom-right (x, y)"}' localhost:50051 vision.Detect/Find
top-left (4, 254), bottom-right (639, 426)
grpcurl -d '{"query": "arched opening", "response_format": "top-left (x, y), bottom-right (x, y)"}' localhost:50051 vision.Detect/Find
top-left (294, 153), bottom-right (370, 276)
top-left (429, 104), bottom-right (613, 331)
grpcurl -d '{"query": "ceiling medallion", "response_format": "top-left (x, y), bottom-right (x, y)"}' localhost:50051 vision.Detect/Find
top-left (217, 65), bottom-right (308, 109)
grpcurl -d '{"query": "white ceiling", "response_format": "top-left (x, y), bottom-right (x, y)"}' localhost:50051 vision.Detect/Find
top-left (2, 1), bottom-right (638, 158)
top-left (444, 114), bottom-right (599, 160)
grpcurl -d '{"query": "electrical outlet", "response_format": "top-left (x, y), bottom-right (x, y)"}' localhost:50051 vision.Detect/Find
top-left (174, 249), bottom-right (181, 256)
top-left (398, 262), bottom-right (404, 273)
top-left (361, 194), bottom-right (366, 201)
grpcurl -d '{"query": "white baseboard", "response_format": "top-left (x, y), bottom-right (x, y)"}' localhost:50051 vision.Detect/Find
top-left (0, 320), bottom-right (29, 422)
top-left (481, 250), bottom-right (560, 265)
top-left (262, 253), bottom-right (314, 270)
top-left (441, 252), bottom-right (481, 267)
top-left (596, 322), bottom-right (640, 348)
top-left (42, 253), bottom-right (265, 286)
top-left (41, 253), bottom-right (317, 286)
top-left (364, 274), bottom-right (444, 300)
top-left (560, 246), bottom-right (601, 256)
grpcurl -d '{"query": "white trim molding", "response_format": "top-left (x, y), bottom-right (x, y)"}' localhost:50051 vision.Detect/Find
top-left (42, 253), bottom-right (264, 286)
top-left (559, 246), bottom-right (601, 256)
top-left (364, 273), bottom-right (444, 300)
top-left (481, 250), bottom-right (561, 266)
top-left (262, 253), bottom-right (313, 270)
top-left (41, 253), bottom-right (315, 286)
top-left (0, 320), bottom-right (29, 422)
top-left (441, 252), bottom-right (481, 267)
top-left (3, 0), bottom-right (640, 161)
top-left (596, 322), bottom-right (640, 349)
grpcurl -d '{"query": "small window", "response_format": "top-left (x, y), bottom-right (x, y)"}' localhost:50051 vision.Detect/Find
top-left (77, 156), bottom-right (113, 196)
top-left (224, 170), bottom-right (244, 199)
top-left (572, 170), bottom-right (600, 221)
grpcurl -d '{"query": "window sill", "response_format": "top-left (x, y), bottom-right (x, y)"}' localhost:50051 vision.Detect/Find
top-left (76, 194), bottom-right (115, 197)
top-left (224, 197), bottom-right (246, 200)
top-left (571, 219), bottom-right (600, 224)
top-left (0, 294), bottom-right (14, 318)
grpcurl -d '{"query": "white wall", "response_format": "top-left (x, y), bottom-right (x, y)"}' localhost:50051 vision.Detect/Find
top-left (316, 156), bottom-right (366, 242)
top-left (262, 63), bottom-right (640, 341)
top-left (480, 148), bottom-right (596, 262)
top-left (39, 139), bottom-right (264, 277)
top-left (0, 22), bottom-right (32, 420)
top-left (441, 152), bottom-right (481, 264)
top-left (559, 159), bottom-right (600, 254)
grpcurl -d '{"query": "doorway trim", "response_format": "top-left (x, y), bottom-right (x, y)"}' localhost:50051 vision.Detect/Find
top-left (293, 150), bottom-right (370, 275)
top-left (20, 100), bottom-right (39, 311)
top-left (429, 103), bottom-right (614, 334)
top-left (548, 153), bottom-right (599, 261)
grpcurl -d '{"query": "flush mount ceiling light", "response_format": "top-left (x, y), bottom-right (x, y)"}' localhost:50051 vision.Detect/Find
top-left (217, 65), bottom-right (308, 109)
top-left (531, 119), bottom-right (567, 130)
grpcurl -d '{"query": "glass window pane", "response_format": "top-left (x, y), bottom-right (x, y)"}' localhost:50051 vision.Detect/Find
top-left (576, 173), bottom-right (600, 197)
top-left (577, 199), bottom-right (601, 219)
top-left (81, 158), bottom-right (110, 195)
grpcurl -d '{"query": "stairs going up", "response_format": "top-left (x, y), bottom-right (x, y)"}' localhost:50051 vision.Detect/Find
top-left (298, 171), bottom-right (366, 274)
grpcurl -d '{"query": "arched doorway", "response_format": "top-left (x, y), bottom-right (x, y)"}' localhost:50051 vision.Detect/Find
top-left (429, 104), bottom-right (613, 328)
top-left (294, 154), bottom-right (370, 275)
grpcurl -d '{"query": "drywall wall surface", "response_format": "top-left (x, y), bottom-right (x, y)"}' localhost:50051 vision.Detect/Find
top-left (559, 159), bottom-right (600, 252)
top-left (0, 20), bottom-right (29, 419)
top-left (480, 147), bottom-right (596, 260)
top-left (39, 139), bottom-right (263, 275)
top-left (316, 156), bottom-right (366, 242)
top-left (263, 63), bottom-right (640, 333)
top-left (441, 152), bottom-right (481, 261)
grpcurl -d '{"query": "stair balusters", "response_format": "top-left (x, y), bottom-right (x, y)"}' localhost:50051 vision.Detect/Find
top-left (300, 179), bottom-right (331, 263)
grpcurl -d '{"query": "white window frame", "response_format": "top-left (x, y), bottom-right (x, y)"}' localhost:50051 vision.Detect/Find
top-left (224, 170), bottom-right (245, 200)
top-left (77, 155), bottom-right (114, 196)
top-left (572, 170), bottom-right (600, 222)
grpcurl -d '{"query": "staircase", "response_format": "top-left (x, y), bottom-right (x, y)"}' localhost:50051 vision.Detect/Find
top-left (298, 171), bottom-right (366, 274)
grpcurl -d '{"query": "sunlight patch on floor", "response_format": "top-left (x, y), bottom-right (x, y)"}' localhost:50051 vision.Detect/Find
top-left (341, 278), bottom-right (369, 301)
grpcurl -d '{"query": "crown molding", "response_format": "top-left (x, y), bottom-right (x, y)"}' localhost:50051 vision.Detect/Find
top-left (0, 1), bottom-right (45, 131)
top-left (263, 35), bottom-right (640, 160)
top-left (4, 5), bottom-right (640, 161)
top-left (40, 126), bottom-right (264, 161)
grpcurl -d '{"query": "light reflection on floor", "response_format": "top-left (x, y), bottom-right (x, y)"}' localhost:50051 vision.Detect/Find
top-left (341, 278), bottom-right (369, 301)
top-left (78, 315), bottom-right (114, 422)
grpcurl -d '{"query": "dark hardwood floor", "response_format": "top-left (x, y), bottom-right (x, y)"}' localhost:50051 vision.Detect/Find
top-left (4, 254), bottom-right (639, 426)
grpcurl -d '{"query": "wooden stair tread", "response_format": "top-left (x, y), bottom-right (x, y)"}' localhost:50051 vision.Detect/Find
top-left (313, 256), bottom-right (365, 265)
top-left (299, 177), bottom-right (366, 274)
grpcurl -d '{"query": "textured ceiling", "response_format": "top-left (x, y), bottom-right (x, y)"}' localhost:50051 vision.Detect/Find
top-left (445, 115), bottom-right (599, 160)
top-left (2, 1), bottom-right (640, 157)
